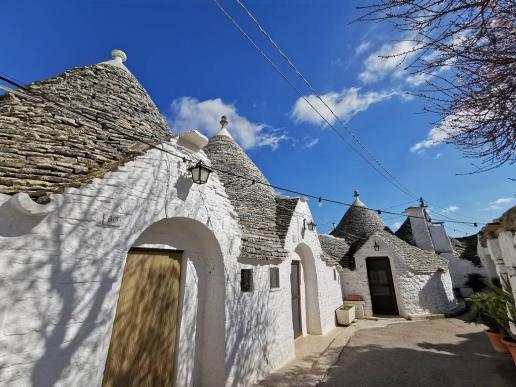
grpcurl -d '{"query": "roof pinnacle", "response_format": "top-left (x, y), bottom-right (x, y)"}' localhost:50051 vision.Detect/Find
top-left (354, 189), bottom-right (360, 198)
top-left (111, 49), bottom-right (127, 63)
top-left (220, 115), bottom-right (228, 129)
top-left (215, 115), bottom-right (232, 138)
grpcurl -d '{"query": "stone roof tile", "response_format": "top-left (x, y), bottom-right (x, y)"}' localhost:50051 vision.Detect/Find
top-left (0, 61), bottom-right (171, 203)
top-left (204, 132), bottom-right (287, 261)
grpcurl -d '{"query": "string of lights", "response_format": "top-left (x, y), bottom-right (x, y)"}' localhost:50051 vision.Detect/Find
top-left (0, 72), bottom-right (483, 227)
top-left (215, 0), bottom-right (483, 228)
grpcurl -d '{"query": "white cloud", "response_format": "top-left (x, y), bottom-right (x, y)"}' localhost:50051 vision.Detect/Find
top-left (168, 97), bottom-right (286, 150)
top-left (302, 138), bottom-right (319, 148)
top-left (359, 40), bottom-right (418, 83)
top-left (392, 221), bottom-right (402, 231)
top-left (330, 57), bottom-right (344, 67)
top-left (434, 153), bottom-right (443, 159)
top-left (355, 41), bottom-right (371, 55)
top-left (410, 114), bottom-right (462, 152)
top-left (291, 87), bottom-right (402, 126)
top-left (445, 206), bottom-right (460, 212)
top-left (484, 197), bottom-right (515, 211)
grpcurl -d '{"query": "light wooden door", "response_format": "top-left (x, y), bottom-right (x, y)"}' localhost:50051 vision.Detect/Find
top-left (102, 249), bottom-right (182, 387)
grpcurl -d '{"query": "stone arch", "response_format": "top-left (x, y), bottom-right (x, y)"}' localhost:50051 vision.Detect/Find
top-left (117, 216), bottom-right (226, 387)
top-left (294, 243), bottom-right (322, 335)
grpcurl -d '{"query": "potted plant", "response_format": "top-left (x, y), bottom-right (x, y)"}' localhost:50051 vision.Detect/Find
top-left (336, 304), bottom-right (355, 326)
top-left (466, 291), bottom-right (510, 352)
top-left (495, 276), bottom-right (516, 365)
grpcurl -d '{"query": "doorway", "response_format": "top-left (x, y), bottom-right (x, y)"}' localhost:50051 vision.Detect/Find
top-left (103, 248), bottom-right (182, 387)
top-left (291, 261), bottom-right (302, 338)
top-left (366, 257), bottom-right (399, 315)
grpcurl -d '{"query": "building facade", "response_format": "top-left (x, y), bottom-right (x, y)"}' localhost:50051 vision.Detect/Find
top-left (0, 50), bottom-right (342, 386)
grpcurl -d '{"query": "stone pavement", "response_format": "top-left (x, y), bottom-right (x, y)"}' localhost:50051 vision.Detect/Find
top-left (256, 318), bottom-right (409, 386)
top-left (321, 318), bottom-right (516, 387)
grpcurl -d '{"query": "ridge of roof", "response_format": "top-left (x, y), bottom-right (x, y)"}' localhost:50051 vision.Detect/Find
top-left (330, 192), bottom-right (386, 244)
top-left (276, 197), bottom-right (300, 246)
top-left (0, 57), bottom-right (171, 203)
top-left (394, 218), bottom-right (417, 246)
top-left (451, 235), bottom-right (482, 267)
top-left (318, 234), bottom-right (355, 270)
top-left (204, 132), bottom-right (287, 261)
top-left (373, 229), bottom-right (448, 274)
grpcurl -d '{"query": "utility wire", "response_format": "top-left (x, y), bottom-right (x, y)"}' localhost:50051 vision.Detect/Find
top-left (234, 0), bottom-right (416, 199)
top-left (225, 0), bottom-right (483, 226)
top-left (211, 0), bottom-right (416, 199)
top-left (0, 72), bottom-right (484, 227)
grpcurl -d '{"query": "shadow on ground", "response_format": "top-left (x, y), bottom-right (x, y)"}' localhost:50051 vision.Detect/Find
top-left (321, 320), bottom-right (515, 387)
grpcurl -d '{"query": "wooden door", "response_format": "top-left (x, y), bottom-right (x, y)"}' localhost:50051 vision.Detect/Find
top-left (102, 249), bottom-right (182, 387)
top-left (366, 257), bottom-right (398, 315)
top-left (290, 261), bottom-right (302, 338)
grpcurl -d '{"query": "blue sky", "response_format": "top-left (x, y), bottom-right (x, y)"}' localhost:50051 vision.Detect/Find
top-left (2, 0), bottom-right (514, 235)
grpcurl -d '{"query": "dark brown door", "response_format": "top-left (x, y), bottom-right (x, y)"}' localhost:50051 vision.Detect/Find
top-left (291, 261), bottom-right (302, 338)
top-left (366, 257), bottom-right (398, 315)
top-left (102, 249), bottom-right (182, 387)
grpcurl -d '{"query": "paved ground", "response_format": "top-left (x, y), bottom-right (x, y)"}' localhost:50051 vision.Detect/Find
top-left (257, 318), bottom-right (409, 386)
top-left (321, 318), bottom-right (516, 387)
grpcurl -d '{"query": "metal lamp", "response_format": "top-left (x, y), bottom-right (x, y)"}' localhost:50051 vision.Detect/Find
top-left (188, 161), bottom-right (213, 184)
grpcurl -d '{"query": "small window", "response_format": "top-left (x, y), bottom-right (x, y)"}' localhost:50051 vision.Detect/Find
top-left (269, 267), bottom-right (280, 289)
top-left (333, 269), bottom-right (337, 281)
top-left (241, 269), bottom-right (253, 292)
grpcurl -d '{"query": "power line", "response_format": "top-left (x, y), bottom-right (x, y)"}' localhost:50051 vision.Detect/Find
top-left (220, 0), bottom-right (483, 226)
top-left (0, 72), bottom-right (485, 227)
top-left (210, 0), bottom-right (416, 199)
top-left (234, 0), bottom-right (417, 199)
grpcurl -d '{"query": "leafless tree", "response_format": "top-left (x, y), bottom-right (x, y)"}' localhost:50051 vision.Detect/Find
top-left (357, 1), bottom-right (515, 172)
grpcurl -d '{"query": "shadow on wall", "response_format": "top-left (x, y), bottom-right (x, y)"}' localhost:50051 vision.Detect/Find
top-left (418, 272), bottom-right (455, 314)
top-left (224, 260), bottom-right (287, 386)
top-left (320, 330), bottom-right (516, 387)
top-left (0, 150), bottom-right (209, 385)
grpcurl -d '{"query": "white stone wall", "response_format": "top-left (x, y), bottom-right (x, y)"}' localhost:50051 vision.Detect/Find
top-left (477, 243), bottom-right (498, 281)
top-left (340, 237), bottom-right (456, 318)
top-left (282, 199), bottom-right (343, 336)
top-left (0, 139), bottom-right (299, 387)
top-left (440, 252), bottom-right (488, 289)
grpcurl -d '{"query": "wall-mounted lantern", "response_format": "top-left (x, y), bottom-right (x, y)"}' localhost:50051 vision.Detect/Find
top-left (188, 161), bottom-right (213, 184)
top-left (373, 241), bottom-right (380, 251)
top-left (304, 219), bottom-right (316, 231)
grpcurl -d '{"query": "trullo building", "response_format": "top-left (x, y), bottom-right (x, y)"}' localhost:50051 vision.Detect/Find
top-left (0, 50), bottom-right (343, 386)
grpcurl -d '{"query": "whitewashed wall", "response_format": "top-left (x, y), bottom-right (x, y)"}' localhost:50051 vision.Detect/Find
top-left (440, 252), bottom-right (488, 289)
top-left (340, 237), bottom-right (456, 318)
top-left (0, 138), bottom-right (305, 387)
top-left (282, 199), bottom-right (343, 336)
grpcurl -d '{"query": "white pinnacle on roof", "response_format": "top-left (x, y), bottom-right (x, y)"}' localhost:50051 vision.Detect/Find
top-left (102, 49), bottom-right (130, 73)
top-left (352, 189), bottom-right (365, 207)
top-left (214, 115), bottom-right (233, 137)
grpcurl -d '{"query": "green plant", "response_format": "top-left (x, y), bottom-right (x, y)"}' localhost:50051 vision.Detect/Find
top-left (466, 292), bottom-right (508, 333)
top-left (467, 276), bottom-right (516, 341)
top-left (491, 275), bottom-right (516, 341)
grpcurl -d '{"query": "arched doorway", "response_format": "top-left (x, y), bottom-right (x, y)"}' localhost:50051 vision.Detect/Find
top-left (293, 244), bottom-right (322, 335)
top-left (366, 257), bottom-right (399, 315)
top-left (103, 217), bottom-right (226, 386)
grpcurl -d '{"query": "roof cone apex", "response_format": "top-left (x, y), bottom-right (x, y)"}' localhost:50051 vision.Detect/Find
top-left (102, 49), bottom-right (130, 72)
top-left (214, 115), bottom-right (233, 138)
top-left (352, 189), bottom-right (365, 207)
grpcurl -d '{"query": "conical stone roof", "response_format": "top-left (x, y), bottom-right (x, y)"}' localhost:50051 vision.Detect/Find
top-left (0, 51), bottom-right (171, 203)
top-left (204, 123), bottom-right (287, 261)
top-left (330, 191), bottom-right (386, 245)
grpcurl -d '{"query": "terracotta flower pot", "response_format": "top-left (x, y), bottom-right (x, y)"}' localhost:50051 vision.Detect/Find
top-left (485, 330), bottom-right (509, 353)
top-left (501, 338), bottom-right (516, 365)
